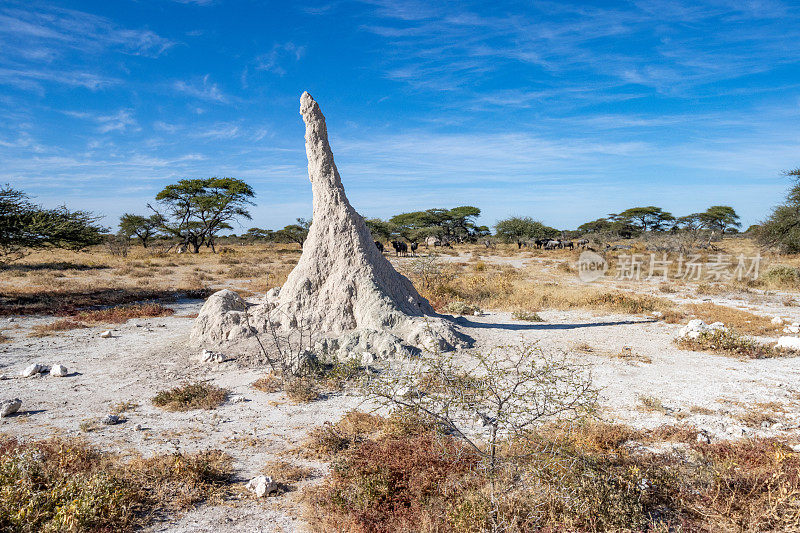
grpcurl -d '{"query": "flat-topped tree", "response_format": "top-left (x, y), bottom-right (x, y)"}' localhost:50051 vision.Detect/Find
top-left (191, 92), bottom-right (468, 360)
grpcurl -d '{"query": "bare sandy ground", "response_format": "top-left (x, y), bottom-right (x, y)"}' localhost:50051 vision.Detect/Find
top-left (2, 288), bottom-right (800, 531)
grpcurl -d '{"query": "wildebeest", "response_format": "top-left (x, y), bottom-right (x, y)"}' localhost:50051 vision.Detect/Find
top-left (544, 240), bottom-right (560, 250)
top-left (563, 241), bottom-right (574, 250)
top-left (410, 241), bottom-right (418, 256)
top-left (391, 240), bottom-right (409, 256)
top-left (576, 239), bottom-right (589, 249)
top-left (375, 241), bottom-right (384, 253)
top-left (534, 238), bottom-right (548, 249)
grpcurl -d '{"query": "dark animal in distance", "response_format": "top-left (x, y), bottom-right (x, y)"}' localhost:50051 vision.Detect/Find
top-left (391, 240), bottom-right (409, 256)
top-left (375, 241), bottom-right (384, 253)
top-left (410, 241), bottom-right (419, 256)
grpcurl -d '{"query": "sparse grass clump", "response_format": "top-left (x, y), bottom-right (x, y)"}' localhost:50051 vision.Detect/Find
top-left (677, 329), bottom-right (777, 359)
top-left (686, 302), bottom-right (776, 335)
top-left (252, 373), bottom-right (282, 393)
top-left (75, 303), bottom-right (174, 323)
top-left (152, 382), bottom-right (228, 411)
top-left (29, 318), bottom-right (88, 336)
top-left (444, 299), bottom-right (479, 315)
top-left (511, 310), bottom-right (544, 322)
top-left (0, 435), bottom-right (233, 532)
top-left (638, 394), bottom-right (667, 413)
top-left (761, 264), bottom-right (800, 288)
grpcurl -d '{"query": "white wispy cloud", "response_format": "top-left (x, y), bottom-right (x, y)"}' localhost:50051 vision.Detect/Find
top-left (173, 74), bottom-right (228, 103)
top-left (255, 42), bottom-right (305, 75)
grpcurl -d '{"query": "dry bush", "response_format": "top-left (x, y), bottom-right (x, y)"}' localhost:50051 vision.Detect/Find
top-left (263, 460), bottom-right (318, 487)
top-left (676, 329), bottom-right (778, 359)
top-left (152, 382), bottom-right (228, 411)
top-left (284, 377), bottom-right (321, 403)
top-left (304, 416), bottom-right (800, 532)
top-left (638, 394), bottom-right (667, 413)
top-left (0, 435), bottom-right (233, 532)
top-left (252, 373), bottom-right (283, 393)
top-left (0, 331), bottom-right (9, 343)
top-left (511, 310), bottom-right (543, 322)
top-left (75, 303), bottom-right (174, 323)
top-left (686, 302), bottom-right (776, 335)
top-left (761, 264), bottom-right (800, 289)
top-left (29, 318), bottom-right (88, 336)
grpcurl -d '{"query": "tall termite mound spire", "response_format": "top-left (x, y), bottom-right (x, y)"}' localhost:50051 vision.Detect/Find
top-left (275, 91), bottom-right (434, 332)
top-left (191, 92), bottom-right (468, 359)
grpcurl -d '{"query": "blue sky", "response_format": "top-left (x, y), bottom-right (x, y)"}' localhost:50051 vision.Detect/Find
top-left (1, 0), bottom-right (799, 232)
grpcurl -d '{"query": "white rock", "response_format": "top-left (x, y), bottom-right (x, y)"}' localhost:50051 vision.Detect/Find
top-left (791, 444), bottom-right (800, 453)
top-left (101, 414), bottom-right (120, 425)
top-left (246, 475), bottom-right (278, 497)
top-left (21, 363), bottom-right (45, 377)
top-left (777, 336), bottom-right (800, 351)
top-left (360, 351), bottom-right (376, 366)
top-left (0, 398), bottom-right (22, 417)
top-left (229, 395), bottom-right (248, 404)
top-left (651, 311), bottom-right (663, 318)
top-left (772, 316), bottom-right (784, 325)
top-left (7, 317), bottom-right (15, 323)
top-left (473, 310), bottom-right (482, 316)
top-left (200, 349), bottom-right (225, 363)
top-left (50, 364), bottom-right (68, 377)
top-left (783, 325), bottom-right (800, 334)
top-left (696, 431), bottom-right (712, 444)
top-left (99, 330), bottom-right (112, 338)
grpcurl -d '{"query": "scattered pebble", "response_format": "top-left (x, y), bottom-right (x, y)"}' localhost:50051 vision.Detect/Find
top-left (21, 363), bottom-right (46, 378)
top-left (0, 398), bottom-right (22, 417)
top-left (7, 317), bottom-right (15, 323)
top-left (99, 330), bottom-right (112, 338)
top-left (229, 395), bottom-right (248, 404)
top-left (50, 364), bottom-right (69, 377)
top-left (246, 475), bottom-right (278, 497)
top-left (101, 414), bottom-right (120, 425)
top-left (200, 349), bottom-right (225, 363)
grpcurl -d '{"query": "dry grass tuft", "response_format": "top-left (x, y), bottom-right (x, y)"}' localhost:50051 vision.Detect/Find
top-left (0, 435), bottom-right (233, 532)
top-left (511, 310), bottom-right (544, 322)
top-left (676, 329), bottom-right (778, 359)
top-left (75, 303), bottom-right (174, 323)
top-left (252, 373), bottom-right (283, 393)
top-left (686, 302), bottom-right (776, 336)
top-left (29, 318), bottom-right (88, 337)
top-left (638, 394), bottom-right (667, 413)
top-left (263, 460), bottom-right (318, 489)
top-left (152, 382), bottom-right (228, 411)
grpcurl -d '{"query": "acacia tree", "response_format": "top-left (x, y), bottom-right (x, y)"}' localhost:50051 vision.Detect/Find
top-left (698, 205), bottom-right (740, 234)
top-left (389, 206), bottom-right (484, 243)
top-left (616, 206), bottom-right (675, 232)
top-left (758, 169), bottom-right (800, 252)
top-left (494, 216), bottom-right (557, 245)
top-left (0, 185), bottom-right (105, 263)
top-left (118, 213), bottom-right (161, 248)
top-left (149, 177), bottom-right (255, 253)
top-left (276, 217), bottom-right (311, 246)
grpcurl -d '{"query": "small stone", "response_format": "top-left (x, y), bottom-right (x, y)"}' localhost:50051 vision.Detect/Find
top-left (771, 422), bottom-right (784, 430)
top-left (7, 317), bottom-right (15, 323)
top-left (229, 395), bottom-right (247, 404)
top-left (50, 364), bottom-right (68, 377)
top-left (134, 423), bottom-right (143, 431)
top-left (772, 316), bottom-right (784, 325)
top-left (0, 398), bottom-right (22, 417)
top-left (473, 310), bottom-right (482, 316)
top-left (246, 475), bottom-right (278, 497)
top-left (651, 311), bottom-right (663, 318)
top-left (791, 444), bottom-right (800, 453)
top-left (200, 349), bottom-right (225, 363)
top-left (99, 330), bottom-right (112, 338)
top-left (696, 431), bottom-right (711, 444)
top-left (761, 421), bottom-right (771, 428)
top-left (21, 363), bottom-right (45, 378)
top-left (101, 414), bottom-right (120, 425)
top-left (360, 351), bottom-right (376, 366)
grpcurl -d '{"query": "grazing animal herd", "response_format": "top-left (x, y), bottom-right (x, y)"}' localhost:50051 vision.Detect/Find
top-left (374, 237), bottom-right (589, 256)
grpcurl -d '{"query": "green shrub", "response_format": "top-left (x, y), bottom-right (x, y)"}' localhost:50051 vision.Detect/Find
top-left (761, 265), bottom-right (800, 288)
top-left (152, 382), bottom-right (228, 411)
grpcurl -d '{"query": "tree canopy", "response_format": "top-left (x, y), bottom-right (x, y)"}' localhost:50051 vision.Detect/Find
top-left (388, 206), bottom-right (484, 242)
top-left (119, 213), bottom-right (161, 248)
top-left (494, 216), bottom-right (557, 243)
top-left (149, 177), bottom-right (255, 253)
top-left (0, 185), bottom-right (106, 262)
top-left (757, 169), bottom-right (800, 252)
